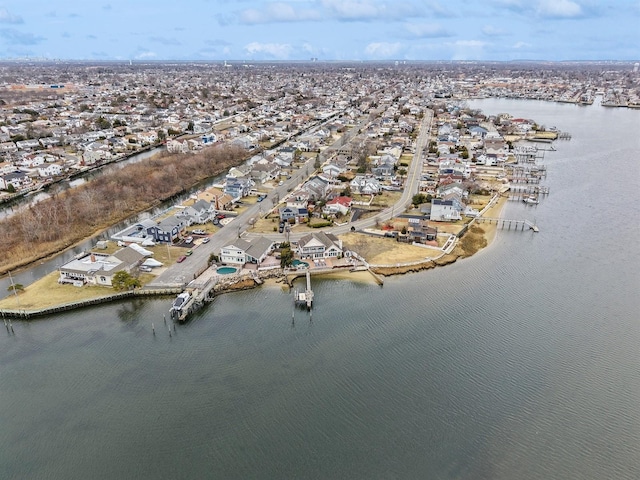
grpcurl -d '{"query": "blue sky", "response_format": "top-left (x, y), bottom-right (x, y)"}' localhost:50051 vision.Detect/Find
top-left (0, 0), bottom-right (638, 61)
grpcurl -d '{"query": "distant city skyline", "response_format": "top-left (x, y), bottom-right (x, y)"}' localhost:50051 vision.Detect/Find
top-left (0, 0), bottom-right (638, 62)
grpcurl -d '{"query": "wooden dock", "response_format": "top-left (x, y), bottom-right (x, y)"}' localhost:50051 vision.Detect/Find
top-left (170, 276), bottom-right (217, 322)
top-left (475, 217), bottom-right (539, 232)
top-left (509, 184), bottom-right (549, 194)
top-left (294, 270), bottom-right (314, 310)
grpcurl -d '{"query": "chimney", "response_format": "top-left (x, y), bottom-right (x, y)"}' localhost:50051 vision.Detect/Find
top-left (90, 254), bottom-right (96, 263)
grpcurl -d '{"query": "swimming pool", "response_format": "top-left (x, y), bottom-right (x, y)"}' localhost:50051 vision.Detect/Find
top-left (292, 260), bottom-right (309, 269)
top-left (217, 267), bottom-right (237, 275)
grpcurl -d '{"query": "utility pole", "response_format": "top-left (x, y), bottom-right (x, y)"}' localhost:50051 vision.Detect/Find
top-left (8, 270), bottom-right (20, 308)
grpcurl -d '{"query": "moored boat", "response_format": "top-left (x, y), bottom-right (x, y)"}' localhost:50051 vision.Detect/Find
top-left (170, 292), bottom-right (191, 311)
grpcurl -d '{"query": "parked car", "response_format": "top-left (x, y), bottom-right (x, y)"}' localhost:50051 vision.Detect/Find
top-left (184, 236), bottom-right (193, 244)
top-left (201, 237), bottom-right (210, 244)
top-left (185, 250), bottom-right (193, 256)
top-left (176, 255), bottom-right (187, 263)
top-left (139, 265), bottom-right (152, 272)
top-left (192, 229), bottom-right (206, 235)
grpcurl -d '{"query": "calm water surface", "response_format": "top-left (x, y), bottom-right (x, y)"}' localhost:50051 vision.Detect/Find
top-left (1, 99), bottom-right (639, 479)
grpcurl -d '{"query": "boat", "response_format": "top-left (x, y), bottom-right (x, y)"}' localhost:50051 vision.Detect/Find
top-left (170, 292), bottom-right (191, 311)
top-left (523, 195), bottom-right (539, 205)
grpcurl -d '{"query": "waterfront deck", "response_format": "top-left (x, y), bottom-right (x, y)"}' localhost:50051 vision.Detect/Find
top-left (294, 270), bottom-right (314, 310)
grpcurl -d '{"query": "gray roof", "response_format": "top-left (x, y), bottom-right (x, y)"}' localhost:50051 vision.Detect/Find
top-left (112, 246), bottom-right (146, 265)
top-left (245, 236), bottom-right (275, 260)
top-left (299, 231), bottom-right (340, 249)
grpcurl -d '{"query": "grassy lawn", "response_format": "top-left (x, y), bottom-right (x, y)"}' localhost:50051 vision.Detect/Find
top-left (251, 214), bottom-right (279, 234)
top-left (0, 272), bottom-right (117, 310)
top-left (340, 232), bottom-right (442, 265)
top-left (148, 244), bottom-right (187, 265)
top-left (467, 194), bottom-right (493, 210)
top-left (0, 242), bottom-right (193, 311)
top-left (371, 191), bottom-right (402, 209)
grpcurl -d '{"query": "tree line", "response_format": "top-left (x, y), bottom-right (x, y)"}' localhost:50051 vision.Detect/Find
top-left (0, 144), bottom-right (247, 274)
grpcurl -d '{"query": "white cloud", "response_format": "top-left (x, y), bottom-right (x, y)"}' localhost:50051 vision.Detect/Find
top-left (364, 42), bottom-right (402, 58)
top-left (513, 41), bottom-right (531, 48)
top-left (320, 0), bottom-right (423, 21)
top-left (244, 42), bottom-right (293, 59)
top-left (135, 51), bottom-right (157, 59)
top-left (536, 0), bottom-right (583, 18)
top-left (240, 2), bottom-right (321, 24)
top-left (0, 8), bottom-right (23, 24)
top-left (482, 25), bottom-right (509, 36)
top-left (405, 23), bottom-right (451, 38)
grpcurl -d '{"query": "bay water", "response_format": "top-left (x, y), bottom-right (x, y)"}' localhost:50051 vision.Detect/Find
top-left (1, 98), bottom-right (638, 479)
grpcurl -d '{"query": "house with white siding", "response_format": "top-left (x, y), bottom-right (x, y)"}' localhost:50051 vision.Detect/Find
top-left (220, 237), bottom-right (275, 267)
top-left (58, 246), bottom-right (146, 287)
top-left (297, 232), bottom-right (343, 259)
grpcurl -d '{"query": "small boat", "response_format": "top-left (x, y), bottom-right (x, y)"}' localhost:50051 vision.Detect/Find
top-left (523, 195), bottom-right (539, 205)
top-left (170, 292), bottom-right (191, 311)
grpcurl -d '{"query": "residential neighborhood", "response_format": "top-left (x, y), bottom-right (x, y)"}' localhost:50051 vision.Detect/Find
top-left (2, 60), bottom-right (634, 296)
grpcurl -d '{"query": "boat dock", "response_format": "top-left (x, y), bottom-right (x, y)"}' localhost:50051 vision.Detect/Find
top-left (170, 275), bottom-right (217, 322)
top-left (475, 217), bottom-right (539, 232)
top-left (294, 270), bottom-right (314, 310)
top-left (508, 184), bottom-right (549, 201)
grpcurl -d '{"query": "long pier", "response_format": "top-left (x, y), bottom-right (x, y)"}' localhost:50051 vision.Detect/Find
top-left (475, 217), bottom-right (539, 232)
top-left (294, 270), bottom-right (314, 310)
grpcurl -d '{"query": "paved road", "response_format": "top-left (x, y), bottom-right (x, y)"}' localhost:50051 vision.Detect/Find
top-left (146, 109), bottom-right (433, 289)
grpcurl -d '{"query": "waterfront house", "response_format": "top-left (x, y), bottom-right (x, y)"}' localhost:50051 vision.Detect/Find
top-left (0, 171), bottom-right (31, 191)
top-left (297, 232), bottom-right (343, 259)
top-left (430, 198), bottom-right (462, 222)
top-left (37, 162), bottom-right (64, 178)
top-left (146, 215), bottom-right (188, 243)
top-left (220, 237), bottom-right (275, 267)
top-left (403, 218), bottom-right (438, 244)
top-left (224, 175), bottom-right (255, 201)
top-left (177, 199), bottom-right (214, 225)
top-left (58, 246), bottom-right (146, 287)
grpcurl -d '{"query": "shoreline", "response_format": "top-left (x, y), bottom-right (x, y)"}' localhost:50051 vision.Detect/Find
top-left (0, 197), bottom-right (509, 318)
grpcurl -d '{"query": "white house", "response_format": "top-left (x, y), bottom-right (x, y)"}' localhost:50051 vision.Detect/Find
top-left (220, 237), bottom-right (275, 266)
top-left (37, 162), bottom-right (64, 178)
top-left (430, 198), bottom-right (462, 222)
top-left (297, 232), bottom-right (343, 259)
top-left (58, 246), bottom-right (146, 287)
top-left (176, 199), bottom-right (214, 224)
top-left (350, 175), bottom-right (381, 195)
top-left (323, 196), bottom-right (352, 216)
